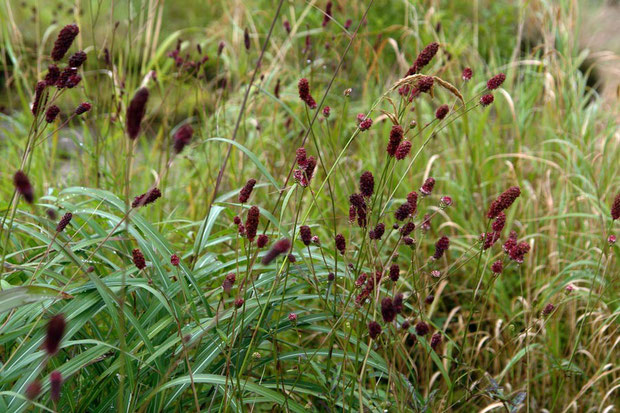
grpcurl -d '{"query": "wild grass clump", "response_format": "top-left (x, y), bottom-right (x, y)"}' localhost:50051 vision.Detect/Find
top-left (0, 1), bottom-right (618, 412)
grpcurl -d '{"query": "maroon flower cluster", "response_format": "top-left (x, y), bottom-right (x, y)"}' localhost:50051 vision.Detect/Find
top-left (389, 264), bottom-right (400, 282)
top-left (420, 177), bottom-right (435, 196)
top-left (487, 73), bottom-right (506, 90)
top-left (432, 236), bottom-right (450, 259)
top-left (173, 124), bottom-right (194, 154)
top-left (299, 225), bottom-right (312, 245)
top-left (75, 102), bottom-right (92, 115)
top-left (395, 141), bottom-right (411, 160)
top-left (395, 202), bottom-right (412, 221)
top-left (44, 314), bottom-right (66, 355)
top-left (415, 321), bottom-right (429, 336)
top-left (462, 67), bottom-right (473, 81)
top-left (294, 147), bottom-right (317, 187)
top-left (222, 273), bottom-right (236, 293)
top-left (132, 187), bottom-right (161, 208)
top-left (262, 238), bottom-right (291, 264)
top-left (480, 94), bottom-right (494, 106)
top-left (435, 104), bottom-right (449, 120)
top-left (387, 125), bottom-right (404, 157)
top-left (369, 222), bottom-right (385, 240)
top-left (50, 371), bottom-right (63, 402)
top-left (359, 171), bottom-right (374, 198)
top-left (132, 248), bottom-right (146, 270)
top-left (257, 234), bottom-right (269, 248)
top-left (417, 76), bottom-right (434, 93)
top-left (335, 233), bottom-right (346, 255)
top-left (487, 186), bottom-right (520, 218)
top-left (322, 1), bottom-right (333, 27)
top-left (368, 321), bottom-right (382, 339)
top-left (406, 42), bottom-right (439, 76)
top-left (32, 81), bottom-right (46, 115)
top-left (68, 50), bottom-right (87, 68)
top-left (245, 206), bottom-right (260, 242)
top-left (13, 170), bottom-right (34, 204)
top-left (51, 24), bottom-right (79, 61)
top-left (357, 114), bottom-right (373, 131)
top-left (298, 78), bottom-right (317, 109)
top-left (56, 212), bottom-right (72, 233)
top-left (45, 105), bottom-right (60, 123)
top-left (239, 178), bottom-right (257, 203)
top-left (126, 87), bottom-right (149, 140)
top-left (349, 193), bottom-right (367, 227)
top-left (612, 192), bottom-right (620, 220)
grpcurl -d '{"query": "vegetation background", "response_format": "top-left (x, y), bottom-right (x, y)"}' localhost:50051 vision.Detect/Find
top-left (0, 0), bottom-right (618, 411)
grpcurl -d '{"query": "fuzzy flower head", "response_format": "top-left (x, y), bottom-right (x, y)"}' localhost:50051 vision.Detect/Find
top-left (440, 196), bottom-right (453, 208)
top-left (609, 234), bottom-right (617, 245)
top-left (480, 94), bottom-right (494, 106)
top-left (26, 380), bottom-right (42, 400)
top-left (335, 233), bottom-right (346, 255)
top-left (14, 170), bottom-right (35, 204)
top-left (358, 116), bottom-right (373, 131)
top-left (487, 186), bottom-right (521, 218)
top-left (262, 238), bottom-right (291, 265)
top-left (359, 171), bottom-right (374, 198)
top-left (417, 76), bottom-right (434, 93)
top-left (432, 236), bottom-right (450, 260)
top-left (299, 225), bottom-right (312, 246)
top-left (400, 222), bottom-right (415, 237)
top-left (75, 102), bottom-right (92, 115)
top-left (415, 321), bottom-right (429, 336)
top-left (462, 67), bottom-right (473, 81)
top-left (368, 321), bottom-right (382, 339)
top-left (492, 212), bottom-right (506, 233)
top-left (298, 78), bottom-right (317, 109)
top-left (369, 222), bottom-right (385, 240)
top-left (381, 297), bottom-right (396, 323)
top-left (126, 87), bottom-right (149, 140)
top-left (132, 248), bottom-right (146, 270)
top-left (244, 206), bottom-right (260, 242)
top-left (406, 42), bottom-right (439, 75)
top-left (420, 177), bottom-right (435, 196)
top-left (387, 125), bottom-right (404, 157)
top-left (50, 370), bottom-right (63, 402)
top-left (56, 212), bottom-right (72, 233)
top-left (407, 191), bottom-right (418, 213)
top-left (395, 202), bottom-right (412, 221)
top-left (132, 187), bottom-right (161, 208)
top-left (45, 105), bottom-right (60, 123)
top-left (322, 106), bottom-right (331, 118)
top-left (503, 231), bottom-right (518, 253)
top-left (389, 264), bottom-right (400, 282)
top-left (44, 314), bottom-right (66, 355)
top-left (542, 303), bottom-right (555, 317)
top-left (173, 124), bottom-right (194, 154)
top-left (170, 254), bottom-right (180, 266)
top-left (51, 24), bottom-right (79, 61)
top-left (435, 104), bottom-right (449, 120)
top-left (395, 141), bottom-right (411, 160)
top-left (430, 332), bottom-right (442, 350)
top-left (509, 241), bottom-right (531, 264)
top-left (487, 73), bottom-right (506, 90)
top-left (491, 260), bottom-right (503, 275)
top-left (257, 234), bottom-right (269, 248)
top-left (68, 50), bottom-right (87, 68)
top-left (611, 192), bottom-right (620, 220)
top-left (238, 179), bottom-right (257, 203)
top-left (288, 312), bottom-right (298, 322)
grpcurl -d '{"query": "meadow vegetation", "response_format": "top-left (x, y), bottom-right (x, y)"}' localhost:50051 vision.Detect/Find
top-left (0, 0), bottom-right (618, 411)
